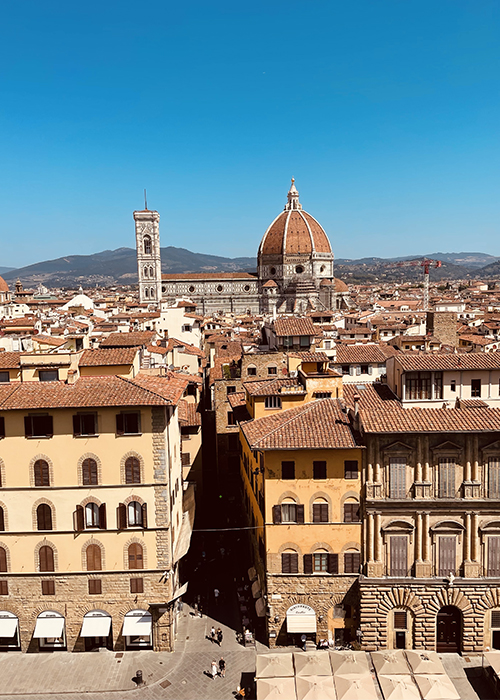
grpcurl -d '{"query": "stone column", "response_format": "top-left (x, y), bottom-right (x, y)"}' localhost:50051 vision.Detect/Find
top-left (375, 512), bottom-right (382, 562)
top-left (416, 512), bottom-right (423, 562)
top-left (374, 443), bottom-right (382, 499)
top-left (465, 436), bottom-right (471, 483)
top-left (464, 511), bottom-right (480, 577)
top-left (367, 512), bottom-right (374, 563)
top-left (417, 511), bottom-right (432, 576)
top-left (464, 512), bottom-right (471, 562)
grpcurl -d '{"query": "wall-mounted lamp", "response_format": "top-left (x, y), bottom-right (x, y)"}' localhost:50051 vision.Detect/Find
top-left (274, 615), bottom-right (280, 624)
top-left (318, 615), bottom-right (324, 622)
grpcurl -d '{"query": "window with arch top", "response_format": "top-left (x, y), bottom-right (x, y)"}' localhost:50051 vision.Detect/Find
top-left (39, 545), bottom-right (54, 572)
top-left (86, 544), bottom-right (102, 571)
top-left (143, 236), bottom-right (152, 255)
top-left (82, 458), bottom-right (98, 486)
top-left (128, 542), bottom-right (144, 569)
top-left (312, 498), bottom-right (329, 523)
top-left (0, 547), bottom-right (6, 572)
top-left (36, 503), bottom-right (52, 531)
top-left (34, 459), bottom-right (50, 487)
top-left (125, 457), bottom-right (141, 484)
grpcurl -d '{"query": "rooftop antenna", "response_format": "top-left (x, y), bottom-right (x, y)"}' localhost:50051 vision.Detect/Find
top-left (144, 189), bottom-right (148, 210)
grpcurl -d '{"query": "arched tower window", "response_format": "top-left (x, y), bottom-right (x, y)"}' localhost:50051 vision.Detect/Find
top-left (143, 236), bottom-right (152, 255)
top-left (149, 266), bottom-right (154, 278)
top-left (143, 265), bottom-right (149, 278)
top-left (144, 288), bottom-right (149, 299)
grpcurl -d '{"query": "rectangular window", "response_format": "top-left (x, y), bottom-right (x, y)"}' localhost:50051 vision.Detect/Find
top-left (344, 552), bottom-right (360, 574)
top-left (73, 413), bottom-right (97, 437)
top-left (281, 461), bottom-right (295, 480)
top-left (488, 537), bottom-right (500, 577)
top-left (281, 553), bottom-right (298, 574)
top-left (313, 553), bottom-right (328, 572)
top-left (88, 579), bottom-right (102, 595)
top-left (438, 536), bottom-right (456, 576)
top-left (315, 392), bottom-right (332, 399)
top-left (281, 503), bottom-right (297, 522)
top-left (390, 537), bottom-right (408, 577)
top-left (39, 369), bottom-right (59, 382)
top-left (344, 460), bottom-right (358, 479)
top-left (24, 414), bottom-right (53, 438)
top-left (492, 611), bottom-right (500, 628)
top-left (0, 372), bottom-right (9, 383)
top-left (450, 380), bottom-right (456, 393)
top-left (394, 611), bottom-right (407, 629)
top-left (0, 417), bottom-right (4, 439)
top-left (471, 379), bottom-right (481, 398)
top-left (313, 461), bottom-right (327, 479)
top-left (226, 386), bottom-right (236, 395)
top-left (227, 411), bottom-right (236, 426)
top-left (247, 366), bottom-right (257, 376)
top-left (389, 458), bottom-right (406, 499)
top-left (490, 459), bottom-right (500, 499)
top-left (267, 366), bottom-right (277, 375)
top-left (405, 371), bottom-right (432, 400)
top-left (341, 365), bottom-right (350, 375)
top-left (130, 578), bottom-right (144, 594)
top-left (0, 581), bottom-right (7, 595)
top-left (42, 580), bottom-right (55, 595)
top-left (283, 337), bottom-right (293, 348)
top-left (324, 340), bottom-right (331, 349)
top-left (116, 412), bottom-right (140, 435)
top-left (439, 458), bottom-right (456, 498)
top-left (360, 364), bottom-right (369, 374)
top-left (343, 503), bottom-right (360, 523)
top-left (264, 396), bottom-right (282, 409)
top-left (299, 336), bottom-right (310, 348)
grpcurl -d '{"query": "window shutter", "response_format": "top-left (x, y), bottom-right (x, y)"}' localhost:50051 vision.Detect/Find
top-left (290, 552), bottom-right (298, 573)
top-left (349, 366), bottom-right (354, 376)
top-left (390, 458), bottom-right (406, 499)
top-left (0, 508), bottom-right (4, 532)
top-left (356, 366), bottom-right (361, 375)
top-left (368, 365), bottom-right (373, 375)
top-left (141, 503), bottom-right (148, 529)
top-left (39, 545), bottom-right (54, 572)
top-left (296, 504), bottom-right (305, 524)
top-left (320, 504), bottom-right (329, 522)
top-left (390, 536), bottom-right (408, 576)
top-left (328, 553), bottom-right (338, 574)
top-left (313, 504), bottom-right (321, 523)
top-left (116, 413), bottom-right (124, 435)
top-left (0, 548), bottom-right (6, 573)
top-left (272, 505), bottom-right (282, 524)
top-left (74, 504), bottom-right (84, 532)
top-left (24, 416), bottom-right (32, 437)
top-left (303, 554), bottom-right (313, 574)
top-left (352, 552), bottom-right (361, 572)
top-left (439, 459), bottom-right (455, 498)
top-left (281, 553), bottom-right (291, 574)
top-left (99, 503), bottom-right (107, 530)
top-left (489, 460), bottom-right (500, 498)
top-left (488, 537), bottom-right (500, 577)
top-left (438, 536), bottom-right (456, 576)
top-left (117, 503), bottom-right (127, 530)
top-left (72, 414), bottom-right (81, 436)
top-left (394, 611), bottom-right (407, 629)
top-left (492, 610), bottom-right (500, 628)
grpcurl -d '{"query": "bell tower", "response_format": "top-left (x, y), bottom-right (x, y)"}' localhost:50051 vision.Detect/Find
top-left (134, 207), bottom-right (162, 305)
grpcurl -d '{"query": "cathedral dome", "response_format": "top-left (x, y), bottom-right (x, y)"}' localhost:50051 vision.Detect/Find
top-left (0, 277), bottom-right (9, 293)
top-left (258, 179), bottom-right (332, 257)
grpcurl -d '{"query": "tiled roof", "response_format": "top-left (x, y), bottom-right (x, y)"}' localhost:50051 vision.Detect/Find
top-left (228, 391), bottom-right (247, 408)
top-left (34, 335), bottom-right (66, 346)
top-left (288, 352), bottom-right (330, 363)
top-left (0, 375), bottom-right (174, 410)
top-left (240, 399), bottom-right (359, 450)
top-left (394, 352), bottom-right (500, 371)
top-left (360, 404), bottom-right (500, 434)
top-left (343, 382), bottom-right (402, 411)
top-left (335, 345), bottom-right (390, 364)
top-left (100, 331), bottom-right (156, 348)
top-left (259, 210), bottom-right (331, 256)
top-left (0, 352), bottom-right (21, 369)
top-left (79, 348), bottom-right (138, 366)
top-left (128, 372), bottom-right (190, 406)
top-left (274, 317), bottom-right (315, 337)
top-left (243, 378), bottom-right (303, 397)
top-left (178, 399), bottom-right (202, 426)
top-left (0, 276), bottom-right (9, 293)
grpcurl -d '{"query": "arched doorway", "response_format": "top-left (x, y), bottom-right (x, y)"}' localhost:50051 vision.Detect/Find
top-left (437, 606), bottom-right (462, 653)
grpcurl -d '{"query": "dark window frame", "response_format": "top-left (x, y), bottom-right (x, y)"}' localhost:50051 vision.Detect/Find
top-left (25, 414), bottom-right (53, 439)
top-left (73, 412), bottom-right (98, 437)
top-left (116, 412), bottom-right (141, 436)
top-left (344, 460), bottom-right (359, 479)
top-left (281, 461), bottom-right (295, 480)
top-left (313, 461), bottom-right (327, 480)
top-left (38, 369), bottom-right (59, 382)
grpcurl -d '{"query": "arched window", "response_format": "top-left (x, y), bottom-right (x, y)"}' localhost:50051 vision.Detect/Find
top-left (34, 459), bottom-right (50, 487)
top-left (144, 287), bottom-right (149, 298)
top-left (150, 287), bottom-right (155, 299)
top-left (37, 504), bottom-right (52, 531)
top-left (128, 501), bottom-right (142, 527)
top-left (312, 498), bottom-right (329, 523)
top-left (39, 545), bottom-right (55, 572)
top-left (149, 266), bottom-right (154, 278)
top-left (85, 503), bottom-right (99, 528)
top-left (82, 458), bottom-right (98, 486)
top-left (344, 549), bottom-right (360, 574)
top-left (343, 499), bottom-right (360, 523)
top-left (281, 498), bottom-right (297, 523)
top-left (143, 236), bottom-right (152, 255)
top-left (125, 457), bottom-right (141, 484)
top-left (143, 265), bottom-right (149, 278)
top-left (0, 507), bottom-right (4, 532)
top-left (86, 544), bottom-right (102, 571)
top-left (128, 543), bottom-right (143, 569)
top-left (0, 547), bottom-right (7, 572)
top-left (313, 548), bottom-right (329, 572)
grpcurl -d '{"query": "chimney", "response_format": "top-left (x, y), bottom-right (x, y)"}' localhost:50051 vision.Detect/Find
top-left (353, 393), bottom-right (360, 418)
top-left (66, 369), bottom-right (78, 385)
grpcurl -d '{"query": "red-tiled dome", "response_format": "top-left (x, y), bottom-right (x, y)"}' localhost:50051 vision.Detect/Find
top-left (334, 278), bottom-right (349, 292)
top-left (0, 277), bottom-right (9, 293)
top-left (259, 180), bottom-right (332, 257)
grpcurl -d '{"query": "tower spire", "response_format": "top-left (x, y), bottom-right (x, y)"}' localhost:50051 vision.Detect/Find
top-left (284, 177), bottom-right (302, 211)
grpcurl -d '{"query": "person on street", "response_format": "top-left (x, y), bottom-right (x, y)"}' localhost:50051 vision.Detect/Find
top-left (214, 587), bottom-right (220, 605)
top-left (210, 625), bottom-right (216, 643)
top-left (217, 628), bottom-right (223, 646)
top-left (219, 657), bottom-right (226, 678)
top-left (211, 660), bottom-right (217, 679)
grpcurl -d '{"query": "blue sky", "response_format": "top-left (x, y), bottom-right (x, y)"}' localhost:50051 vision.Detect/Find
top-left (1, 0), bottom-right (500, 267)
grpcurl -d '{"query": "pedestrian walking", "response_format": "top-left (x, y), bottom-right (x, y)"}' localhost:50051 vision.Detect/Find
top-left (219, 657), bottom-right (226, 678)
top-left (210, 625), bottom-right (216, 642)
top-left (211, 660), bottom-right (217, 679)
top-left (214, 587), bottom-right (220, 605)
top-left (217, 628), bottom-right (223, 646)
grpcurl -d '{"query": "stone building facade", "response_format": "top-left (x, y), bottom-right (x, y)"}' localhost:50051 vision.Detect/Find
top-left (349, 382), bottom-right (500, 653)
top-left (134, 180), bottom-right (350, 314)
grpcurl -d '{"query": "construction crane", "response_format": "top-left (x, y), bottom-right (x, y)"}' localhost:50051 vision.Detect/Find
top-left (393, 258), bottom-right (442, 311)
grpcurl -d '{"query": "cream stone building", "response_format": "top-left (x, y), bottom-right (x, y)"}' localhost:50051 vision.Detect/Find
top-left (0, 367), bottom-right (192, 652)
top-left (134, 180), bottom-right (350, 314)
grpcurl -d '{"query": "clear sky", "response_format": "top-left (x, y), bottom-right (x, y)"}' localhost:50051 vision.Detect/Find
top-left (1, 0), bottom-right (500, 267)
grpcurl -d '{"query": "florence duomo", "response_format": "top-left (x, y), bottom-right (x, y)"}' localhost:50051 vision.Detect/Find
top-left (134, 179), bottom-right (351, 315)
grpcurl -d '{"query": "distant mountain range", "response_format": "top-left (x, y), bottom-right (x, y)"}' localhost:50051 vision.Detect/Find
top-left (1, 249), bottom-right (500, 288)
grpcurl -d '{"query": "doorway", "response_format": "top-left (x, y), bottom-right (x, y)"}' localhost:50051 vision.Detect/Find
top-left (436, 606), bottom-right (461, 653)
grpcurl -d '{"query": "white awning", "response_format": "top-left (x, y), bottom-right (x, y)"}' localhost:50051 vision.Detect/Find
top-left (168, 581), bottom-right (188, 604)
top-left (0, 617), bottom-right (18, 638)
top-left (286, 604), bottom-right (317, 633)
top-left (33, 616), bottom-right (65, 639)
top-left (81, 614), bottom-right (111, 638)
top-left (122, 613), bottom-right (152, 637)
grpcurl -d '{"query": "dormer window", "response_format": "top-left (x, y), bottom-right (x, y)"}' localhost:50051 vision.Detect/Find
top-left (265, 396), bottom-right (281, 409)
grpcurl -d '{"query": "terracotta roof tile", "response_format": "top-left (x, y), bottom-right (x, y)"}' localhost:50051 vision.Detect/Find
top-left (243, 377), bottom-right (304, 397)
top-left (0, 352), bottom-right (21, 369)
top-left (274, 317), bottom-right (315, 337)
top-left (394, 352), bottom-right (500, 371)
top-left (79, 348), bottom-right (138, 366)
top-left (100, 331), bottom-right (156, 348)
top-left (178, 399), bottom-right (202, 426)
top-left (240, 399), bottom-right (359, 450)
top-left (335, 345), bottom-right (391, 364)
